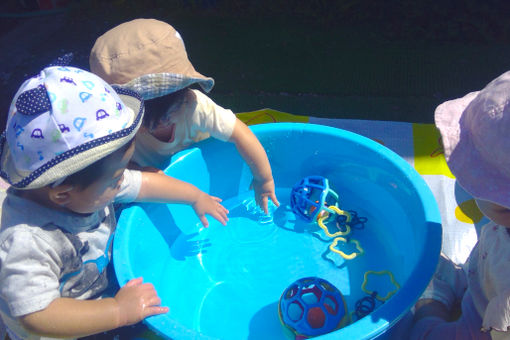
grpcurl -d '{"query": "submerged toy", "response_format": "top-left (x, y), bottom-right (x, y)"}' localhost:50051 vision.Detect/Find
top-left (353, 270), bottom-right (401, 320)
top-left (328, 237), bottom-right (364, 260)
top-left (290, 176), bottom-right (348, 223)
top-left (278, 277), bottom-right (350, 339)
top-left (317, 205), bottom-right (352, 238)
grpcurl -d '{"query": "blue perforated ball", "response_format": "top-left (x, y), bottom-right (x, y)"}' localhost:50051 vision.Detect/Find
top-left (278, 277), bottom-right (349, 339)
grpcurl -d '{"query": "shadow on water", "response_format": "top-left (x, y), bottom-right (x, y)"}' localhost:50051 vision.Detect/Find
top-left (247, 301), bottom-right (285, 340)
top-left (141, 203), bottom-right (211, 261)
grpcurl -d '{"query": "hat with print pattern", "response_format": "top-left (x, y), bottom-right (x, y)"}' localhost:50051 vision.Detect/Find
top-left (0, 66), bottom-right (144, 189)
top-left (435, 70), bottom-right (510, 208)
top-left (89, 18), bottom-right (214, 100)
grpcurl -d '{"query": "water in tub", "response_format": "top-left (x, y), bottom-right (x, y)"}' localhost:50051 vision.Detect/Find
top-left (155, 179), bottom-right (407, 339)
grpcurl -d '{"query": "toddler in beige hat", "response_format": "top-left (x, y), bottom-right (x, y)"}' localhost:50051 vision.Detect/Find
top-left (90, 18), bottom-right (279, 214)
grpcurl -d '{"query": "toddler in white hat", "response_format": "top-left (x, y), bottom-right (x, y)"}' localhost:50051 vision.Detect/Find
top-left (0, 66), bottom-right (228, 339)
top-left (411, 71), bottom-right (510, 339)
top-left (89, 18), bottom-right (279, 214)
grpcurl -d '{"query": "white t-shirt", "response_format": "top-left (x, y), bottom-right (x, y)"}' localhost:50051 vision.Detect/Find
top-left (131, 89), bottom-right (237, 169)
top-left (468, 222), bottom-right (510, 334)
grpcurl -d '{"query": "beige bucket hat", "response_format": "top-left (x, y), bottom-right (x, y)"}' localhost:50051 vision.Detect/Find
top-left (89, 18), bottom-right (214, 100)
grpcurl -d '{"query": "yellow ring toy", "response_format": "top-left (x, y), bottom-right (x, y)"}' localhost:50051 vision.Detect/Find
top-left (329, 237), bottom-right (364, 260)
top-left (317, 206), bottom-right (352, 238)
top-left (361, 270), bottom-right (400, 302)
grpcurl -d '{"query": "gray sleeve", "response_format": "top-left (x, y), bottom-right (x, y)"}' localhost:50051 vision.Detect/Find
top-left (115, 169), bottom-right (142, 203)
top-left (0, 230), bottom-right (61, 317)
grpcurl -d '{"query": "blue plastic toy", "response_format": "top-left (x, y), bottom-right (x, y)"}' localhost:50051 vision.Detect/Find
top-left (290, 176), bottom-right (342, 222)
top-left (278, 277), bottom-right (350, 339)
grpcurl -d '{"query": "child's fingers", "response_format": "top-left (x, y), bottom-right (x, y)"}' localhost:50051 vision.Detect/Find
top-left (124, 277), bottom-right (143, 287)
top-left (259, 197), bottom-right (269, 215)
top-left (214, 204), bottom-right (229, 225)
top-left (147, 295), bottom-right (162, 307)
top-left (219, 204), bottom-right (229, 215)
top-left (219, 205), bottom-right (229, 222)
top-left (212, 211), bottom-right (228, 225)
top-left (199, 215), bottom-right (210, 228)
top-left (212, 201), bottom-right (229, 225)
top-left (270, 193), bottom-right (280, 207)
top-left (141, 286), bottom-right (168, 317)
top-left (210, 196), bottom-right (223, 203)
top-left (115, 278), bottom-right (167, 325)
top-left (144, 306), bottom-right (169, 318)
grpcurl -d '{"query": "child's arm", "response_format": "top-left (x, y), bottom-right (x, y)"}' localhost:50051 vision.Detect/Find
top-left (136, 171), bottom-right (229, 227)
top-left (20, 278), bottom-right (166, 338)
top-left (229, 118), bottom-right (280, 214)
top-left (414, 298), bottom-right (451, 322)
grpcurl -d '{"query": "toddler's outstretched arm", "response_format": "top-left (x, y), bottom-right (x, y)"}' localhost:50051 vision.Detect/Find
top-left (229, 119), bottom-right (280, 214)
top-left (20, 277), bottom-right (166, 338)
top-left (136, 171), bottom-right (229, 227)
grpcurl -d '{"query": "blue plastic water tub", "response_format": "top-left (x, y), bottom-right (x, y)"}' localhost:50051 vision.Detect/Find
top-left (114, 122), bottom-right (441, 339)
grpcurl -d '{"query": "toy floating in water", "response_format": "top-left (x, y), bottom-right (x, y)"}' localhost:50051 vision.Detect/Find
top-left (354, 270), bottom-right (401, 320)
top-left (291, 176), bottom-right (339, 222)
top-left (278, 277), bottom-right (350, 339)
top-left (290, 176), bottom-right (351, 224)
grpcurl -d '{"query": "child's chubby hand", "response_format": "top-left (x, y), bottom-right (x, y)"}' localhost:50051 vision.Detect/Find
top-left (251, 177), bottom-right (280, 215)
top-left (192, 192), bottom-right (229, 227)
top-left (114, 277), bottom-right (168, 327)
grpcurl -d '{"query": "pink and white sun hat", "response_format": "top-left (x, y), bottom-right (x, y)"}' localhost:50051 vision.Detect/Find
top-left (0, 66), bottom-right (144, 189)
top-left (435, 70), bottom-right (510, 208)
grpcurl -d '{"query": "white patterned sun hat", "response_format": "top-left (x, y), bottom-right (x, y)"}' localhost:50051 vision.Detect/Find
top-left (89, 18), bottom-right (214, 100)
top-left (435, 70), bottom-right (510, 208)
top-left (0, 66), bottom-right (144, 189)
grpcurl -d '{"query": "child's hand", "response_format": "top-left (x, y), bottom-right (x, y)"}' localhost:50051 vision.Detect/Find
top-left (137, 172), bottom-right (228, 227)
top-left (114, 277), bottom-right (168, 327)
top-left (251, 177), bottom-right (280, 215)
top-left (192, 192), bottom-right (229, 227)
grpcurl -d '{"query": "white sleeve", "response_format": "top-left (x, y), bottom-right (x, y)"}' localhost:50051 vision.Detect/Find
top-left (115, 169), bottom-right (142, 203)
top-left (0, 230), bottom-right (61, 317)
top-left (190, 90), bottom-right (237, 141)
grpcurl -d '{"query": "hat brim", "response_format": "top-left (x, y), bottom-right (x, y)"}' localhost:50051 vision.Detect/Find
top-left (435, 90), bottom-right (510, 207)
top-left (120, 72), bottom-right (215, 100)
top-left (0, 87), bottom-right (144, 189)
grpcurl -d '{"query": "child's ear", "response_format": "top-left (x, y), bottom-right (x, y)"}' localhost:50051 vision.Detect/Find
top-left (48, 184), bottom-right (74, 206)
